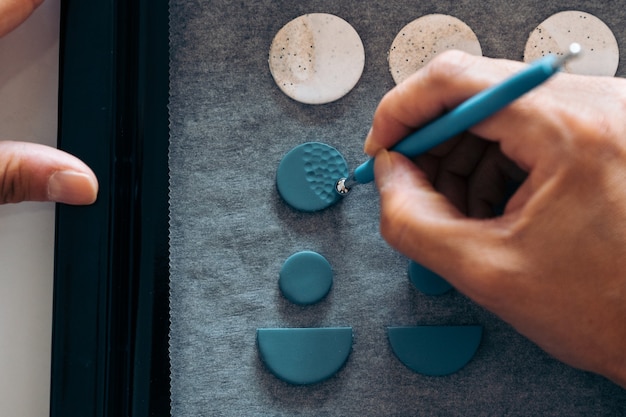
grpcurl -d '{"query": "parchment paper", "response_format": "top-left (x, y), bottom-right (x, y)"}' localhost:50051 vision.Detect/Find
top-left (169, 1), bottom-right (626, 415)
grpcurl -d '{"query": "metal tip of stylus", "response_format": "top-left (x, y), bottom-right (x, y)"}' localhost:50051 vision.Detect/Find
top-left (335, 178), bottom-right (350, 195)
top-left (569, 42), bottom-right (582, 56)
top-left (335, 176), bottom-right (357, 196)
top-left (553, 43), bottom-right (582, 69)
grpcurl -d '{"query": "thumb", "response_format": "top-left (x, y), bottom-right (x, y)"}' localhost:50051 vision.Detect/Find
top-left (375, 149), bottom-right (506, 296)
top-left (0, 141), bottom-right (98, 205)
top-left (0, 0), bottom-right (44, 37)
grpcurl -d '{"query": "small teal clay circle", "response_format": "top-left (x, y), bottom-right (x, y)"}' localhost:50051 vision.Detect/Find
top-left (276, 142), bottom-right (349, 212)
top-left (408, 261), bottom-right (452, 296)
top-left (279, 251), bottom-right (333, 305)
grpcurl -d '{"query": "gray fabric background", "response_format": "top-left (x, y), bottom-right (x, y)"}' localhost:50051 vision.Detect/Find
top-left (169, 1), bottom-right (626, 415)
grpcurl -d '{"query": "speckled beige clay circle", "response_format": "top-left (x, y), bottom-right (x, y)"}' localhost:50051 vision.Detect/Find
top-left (268, 13), bottom-right (365, 104)
top-left (388, 14), bottom-right (482, 85)
top-left (524, 11), bottom-right (619, 76)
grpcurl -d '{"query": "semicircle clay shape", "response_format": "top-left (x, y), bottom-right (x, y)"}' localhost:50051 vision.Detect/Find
top-left (389, 14), bottom-right (482, 84)
top-left (524, 11), bottom-right (619, 76)
top-left (269, 13), bottom-right (365, 104)
top-left (279, 251), bottom-right (333, 305)
top-left (408, 260), bottom-right (452, 296)
top-left (276, 142), bottom-right (349, 212)
top-left (257, 327), bottom-right (353, 385)
top-left (387, 325), bottom-right (483, 376)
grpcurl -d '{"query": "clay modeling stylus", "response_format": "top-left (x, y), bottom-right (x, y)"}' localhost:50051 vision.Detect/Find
top-left (335, 43), bottom-right (582, 195)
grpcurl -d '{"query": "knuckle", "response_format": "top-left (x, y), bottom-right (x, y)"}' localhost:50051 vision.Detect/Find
top-left (0, 154), bottom-right (25, 204)
top-left (458, 227), bottom-right (521, 308)
top-left (423, 50), bottom-right (476, 86)
top-left (469, 258), bottom-right (514, 307)
top-left (464, 257), bottom-right (517, 310)
top-left (555, 79), bottom-right (626, 158)
top-left (565, 109), bottom-right (624, 164)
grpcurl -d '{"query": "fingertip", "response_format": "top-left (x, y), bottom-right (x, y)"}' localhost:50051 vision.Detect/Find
top-left (374, 150), bottom-right (427, 194)
top-left (373, 148), bottom-right (393, 186)
top-left (364, 125), bottom-right (392, 157)
top-left (0, 141), bottom-right (100, 205)
top-left (363, 127), bottom-right (376, 155)
top-left (47, 169), bottom-right (99, 205)
top-left (0, 0), bottom-right (44, 37)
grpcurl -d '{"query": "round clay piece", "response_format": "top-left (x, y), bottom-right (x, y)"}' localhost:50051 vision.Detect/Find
top-left (269, 13), bottom-right (365, 104)
top-left (279, 251), bottom-right (333, 305)
top-left (276, 142), bottom-right (348, 212)
top-left (524, 11), bottom-right (619, 76)
top-left (389, 14), bottom-right (482, 84)
top-left (408, 261), bottom-right (452, 296)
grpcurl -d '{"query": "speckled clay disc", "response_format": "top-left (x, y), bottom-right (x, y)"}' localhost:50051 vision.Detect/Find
top-left (388, 14), bottom-right (482, 85)
top-left (524, 11), bottom-right (619, 76)
top-left (276, 142), bottom-right (348, 212)
top-left (269, 13), bottom-right (365, 104)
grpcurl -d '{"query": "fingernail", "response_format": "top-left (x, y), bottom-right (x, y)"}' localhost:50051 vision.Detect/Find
top-left (363, 127), bottom-right (374, 155)
top-left (374, 149), bottom-right (394, 186)
top-left (48, 170), bottom-right (98, 205)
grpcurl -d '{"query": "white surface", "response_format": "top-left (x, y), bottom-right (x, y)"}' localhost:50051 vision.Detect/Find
top-left (388, 14), bottom-right (482, 85)
top-left (524, 10), bottom-right (619, 76)
top-left (0, 1), bottom-right (60, 416)
top-left (269, 13), bottom-right (365, 104)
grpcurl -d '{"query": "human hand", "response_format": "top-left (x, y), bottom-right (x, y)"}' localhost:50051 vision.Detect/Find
top-left (1, 1), bottom-right (97, 205)
top-left (366, 50), bottom-right (626, 387)
top-left (0, 0), bottom-right (43, 37)
top-left (0, 141), bottom-right (98, 204)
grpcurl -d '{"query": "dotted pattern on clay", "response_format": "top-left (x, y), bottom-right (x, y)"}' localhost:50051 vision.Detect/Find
top-left (302, 143), bottom-right (348, 205)
top-left (524, 11), bottom-right (619, 76)
top-left (276, 142), bottom-right (348, 212)
top-left (388, 14), bottom-right (482, 84)
top-left (269, 13), bottom-right (365, 104)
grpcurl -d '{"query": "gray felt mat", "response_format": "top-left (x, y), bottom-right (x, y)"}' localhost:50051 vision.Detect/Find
top-left (168, 1), bottom-right (626, 415)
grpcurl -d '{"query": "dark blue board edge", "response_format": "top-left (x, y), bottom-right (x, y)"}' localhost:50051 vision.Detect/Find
top-left (51, 1), bottom-right (170, 416)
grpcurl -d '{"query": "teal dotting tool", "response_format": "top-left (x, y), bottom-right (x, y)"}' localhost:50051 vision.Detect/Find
top-left (335, 43), bottom-right (582, 194)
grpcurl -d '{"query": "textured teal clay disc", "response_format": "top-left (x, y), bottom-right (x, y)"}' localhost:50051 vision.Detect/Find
top-left (276, 142), bottom-right (349, 212)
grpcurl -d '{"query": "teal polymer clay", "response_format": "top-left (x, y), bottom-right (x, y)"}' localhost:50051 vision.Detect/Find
top-left (257, 327), bottom-right (353, 385)
top-left (387, 325), bottom-right (482, 376)
top-left (408, 261), bottom-right (452, 296)
top-left (279, 251), bottom-right (333, 305)
top-left (276, 142), bottom-right (348, 212)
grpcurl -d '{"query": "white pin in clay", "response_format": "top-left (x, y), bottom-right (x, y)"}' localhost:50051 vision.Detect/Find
top-left (268, 13), bottom-right (365, 105)
top-left (388, 14), bottom-right (482, 85)
top-left (524, 11), bottom-right (619, 76)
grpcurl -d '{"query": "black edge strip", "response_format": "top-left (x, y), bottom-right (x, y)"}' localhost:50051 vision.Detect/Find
top-left (51, 0), bottom-right (170, 416)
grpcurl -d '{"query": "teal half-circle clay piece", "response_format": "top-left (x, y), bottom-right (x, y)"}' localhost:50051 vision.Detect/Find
top-left (408, 261), bottom-right (452, 296)
top-left (279, 251), bottom-right (333, 305)
top-left (276, 142), bottom-right (349, 212)
top-left (257, 327), bottom-right (353, 385)
top-left (387, 325), bottom-right (483, 376)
